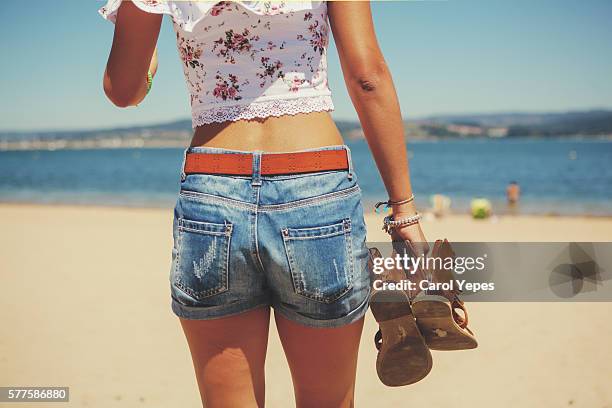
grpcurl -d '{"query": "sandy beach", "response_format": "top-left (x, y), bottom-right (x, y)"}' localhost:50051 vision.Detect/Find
top-left (1, 203), bottom-right (611, 407)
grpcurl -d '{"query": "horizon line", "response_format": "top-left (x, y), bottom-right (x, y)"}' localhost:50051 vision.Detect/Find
top-left (1, 106), bottom-right (611, 134)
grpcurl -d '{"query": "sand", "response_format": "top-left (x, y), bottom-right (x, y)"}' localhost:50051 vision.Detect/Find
top-left (1, 203), bottom-right (611, 407)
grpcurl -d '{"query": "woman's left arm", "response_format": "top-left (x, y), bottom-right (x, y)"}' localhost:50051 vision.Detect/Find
top-left (103, 1), bottom-right (162, 107)
top-left (328, 1), bottom-right (429, 256)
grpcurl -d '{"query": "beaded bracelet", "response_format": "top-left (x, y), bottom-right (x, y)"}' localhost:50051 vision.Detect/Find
top-left (374, 194), bottom-right (414, 214)
top-left (145, 70), bottom-right (153, 95)
top-left (382, 213), bottom-right (422, 234)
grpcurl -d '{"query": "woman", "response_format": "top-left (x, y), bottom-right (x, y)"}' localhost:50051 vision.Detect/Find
top-left (99, 1), bottom-right (427, 406)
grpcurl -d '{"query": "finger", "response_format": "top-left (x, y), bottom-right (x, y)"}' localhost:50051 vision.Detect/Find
top-left (409, 240), bottom-right (429, 258)
top-left (418, 240), bottom-right (430, 257)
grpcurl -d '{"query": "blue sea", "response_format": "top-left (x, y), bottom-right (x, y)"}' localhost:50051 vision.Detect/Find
top-left (1, 138), bottom-right (611, 216)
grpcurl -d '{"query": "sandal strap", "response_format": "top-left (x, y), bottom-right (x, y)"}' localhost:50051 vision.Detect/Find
top-left (374, 329), bottom-right (383, 351)
top-left (427, 239), bottom-right (462, 297)
top-left (427, 239), bottom-right (473, 331)
top-left (451, 297), bottom-right (469, 329)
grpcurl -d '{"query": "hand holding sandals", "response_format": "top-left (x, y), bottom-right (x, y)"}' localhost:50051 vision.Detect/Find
top-left (370, 197), bottom-right (477, 387)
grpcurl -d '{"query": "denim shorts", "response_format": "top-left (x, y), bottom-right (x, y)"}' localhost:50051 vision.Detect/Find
top-left (169, 144), bottom-right (372, 328)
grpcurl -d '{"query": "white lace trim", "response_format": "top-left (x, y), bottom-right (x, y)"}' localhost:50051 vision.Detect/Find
top-left (191, 95), bottom-right (334, 127)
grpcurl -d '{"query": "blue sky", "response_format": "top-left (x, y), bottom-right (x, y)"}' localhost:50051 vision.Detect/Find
top-left (1, 0), bottom-right (611, 131)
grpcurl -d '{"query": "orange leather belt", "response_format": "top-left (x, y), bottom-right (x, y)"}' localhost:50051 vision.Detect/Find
top-left (184, 149), bottom-right (349, 176)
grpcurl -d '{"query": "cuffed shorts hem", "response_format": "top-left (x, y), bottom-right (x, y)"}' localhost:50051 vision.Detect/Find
top-left (171, 295), bottom-right (271, 320)
top-left (272, 290), bottom-right (371, 329)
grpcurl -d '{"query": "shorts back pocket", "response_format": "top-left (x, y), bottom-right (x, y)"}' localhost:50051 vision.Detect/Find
top-left (281, 218), bottom-right (354, 303)
top-left (174, 217), bottom-right (233, 300)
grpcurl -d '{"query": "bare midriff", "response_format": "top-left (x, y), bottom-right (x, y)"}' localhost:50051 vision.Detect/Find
top-left (191, 111), bottom-right (345, 153)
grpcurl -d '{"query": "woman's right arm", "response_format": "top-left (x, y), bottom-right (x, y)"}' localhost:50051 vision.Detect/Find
top-left (328, 1), bottom-right (429, 255)
top-left (103, 1), bottom-right (162, 107)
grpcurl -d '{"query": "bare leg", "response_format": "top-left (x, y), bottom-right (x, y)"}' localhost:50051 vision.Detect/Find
top-left (275, 313), bottom-right (365, 408)
top-left (179, 306), bottom-right (271, 408)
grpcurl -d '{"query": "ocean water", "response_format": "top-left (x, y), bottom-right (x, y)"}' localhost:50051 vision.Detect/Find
top-left (1, 138), bottom-right (611, 216)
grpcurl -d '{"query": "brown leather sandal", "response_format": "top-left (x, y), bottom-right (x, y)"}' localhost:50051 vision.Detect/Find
top-left (368, 247), bottom-right (433, 386)
top-left (411, 239), bottom-right (478, 351)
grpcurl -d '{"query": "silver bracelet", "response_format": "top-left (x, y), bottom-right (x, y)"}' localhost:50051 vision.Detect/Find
top-left (382, 213), bottom-right (422, 233)
top-left (374, 194), bottom-right (415, 214)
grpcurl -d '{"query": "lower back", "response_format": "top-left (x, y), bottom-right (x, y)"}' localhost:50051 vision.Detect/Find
top-left (191, 111), bottom-right (345, 152)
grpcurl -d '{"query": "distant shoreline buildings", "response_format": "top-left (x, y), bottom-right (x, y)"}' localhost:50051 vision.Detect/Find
top-left (1, 109), bottom-right (611, 151)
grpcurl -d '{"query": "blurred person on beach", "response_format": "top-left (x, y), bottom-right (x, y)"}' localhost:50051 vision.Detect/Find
top-left (507, 181), bottom-right (521, 205)
top-left (431, 193), bottom-right (451, 217)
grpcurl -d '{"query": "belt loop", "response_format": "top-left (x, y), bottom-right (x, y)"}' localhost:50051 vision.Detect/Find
top-left (252, 151), bottom-right (262, 186)
top-left (344, 145), bottom-right (354, 180)
top-left (180, 148), bottom-right (188, 182)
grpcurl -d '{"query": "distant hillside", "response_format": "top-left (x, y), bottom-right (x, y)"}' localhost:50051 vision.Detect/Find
top-left (0, 119), bottom-right (193, 142)
top-left (422, 109), bottom-right (612, 137)
top-left (1, 109), bottom-right (611, 150)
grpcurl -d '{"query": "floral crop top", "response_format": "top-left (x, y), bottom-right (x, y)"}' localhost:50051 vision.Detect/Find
top-left (99, 1), bottom-right (334, 127)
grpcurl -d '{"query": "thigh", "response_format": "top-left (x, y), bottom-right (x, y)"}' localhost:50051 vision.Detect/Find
top-left (179, 307), bottom-right (271, 408)
top-left (275, 312), bottom-right (365, 408)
